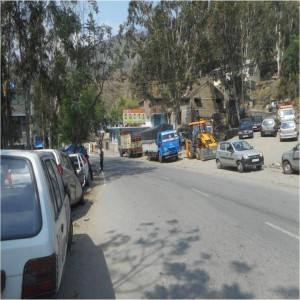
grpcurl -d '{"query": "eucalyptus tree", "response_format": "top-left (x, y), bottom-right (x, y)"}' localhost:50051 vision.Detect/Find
top-left (124, 1), bottom-right (211, 126)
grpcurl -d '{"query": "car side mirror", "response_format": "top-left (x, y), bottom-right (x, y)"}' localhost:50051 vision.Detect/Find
top-left (228, 148), bottom-right (233, 153)
top-left (293, 147), bottom-right (297, 152)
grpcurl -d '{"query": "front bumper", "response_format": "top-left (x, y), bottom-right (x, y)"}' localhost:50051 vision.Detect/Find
top-left (242, 156), bottom-right (264, 167)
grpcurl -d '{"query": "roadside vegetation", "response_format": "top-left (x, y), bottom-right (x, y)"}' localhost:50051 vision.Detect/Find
top-left (1, 1), bottom-right (299, 149)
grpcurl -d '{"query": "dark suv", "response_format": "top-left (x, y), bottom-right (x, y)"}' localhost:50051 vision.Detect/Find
top-left (238, 118), bottom-right (253, 139)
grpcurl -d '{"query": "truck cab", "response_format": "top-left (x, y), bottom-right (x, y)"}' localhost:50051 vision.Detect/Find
top-left (157, 130), bottom-right (180, 162)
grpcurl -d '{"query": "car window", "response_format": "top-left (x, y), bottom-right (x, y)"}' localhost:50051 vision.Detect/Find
top-left (252, 116), bottom-right (262, 122)
top-left (226, 143), bottom-right (233, 151)
top-left (262, 119), bottom-right (274, 125)
top-left (1, 157), bottom-right (42, 241)
top-left (281, 122), bottom-right (295, 129)
top-left (162, 132), bottom-right (175, 141)
top-left (240, 120), bottom-right (252, 128)
top-left (45, 160), bottom-right (63, 211)
top-left (232, 141), bottom-right (252, 151)
top-left (61, 153), bottom-right (72, 170)
top-left (220, 143), bottom-right (226, 151)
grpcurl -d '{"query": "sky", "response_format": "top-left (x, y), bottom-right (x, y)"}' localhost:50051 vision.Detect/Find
top-left (94, 1), bottom-right (131, 35)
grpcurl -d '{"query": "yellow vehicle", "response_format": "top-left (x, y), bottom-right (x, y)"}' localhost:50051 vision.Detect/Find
top-left (185, 119), bottom-right (218, 160)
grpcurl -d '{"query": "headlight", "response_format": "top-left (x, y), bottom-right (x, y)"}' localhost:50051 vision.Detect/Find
top-left (242, 154), bottom-right (248, 159)
top-left (259, 153), bottom-right (263, 157)
top-left (238, 131), bottom-right (242, 135)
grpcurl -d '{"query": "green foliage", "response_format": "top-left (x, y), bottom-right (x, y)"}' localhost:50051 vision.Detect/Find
top-left (108, 98), bottom-right (139, 124)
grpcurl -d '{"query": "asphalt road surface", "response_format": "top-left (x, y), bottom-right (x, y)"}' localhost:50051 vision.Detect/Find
top-left (58, 152), bottom-right (299, 299)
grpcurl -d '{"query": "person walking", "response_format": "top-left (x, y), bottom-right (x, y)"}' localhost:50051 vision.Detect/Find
top-left (99, 148), bottom-right (104, 171)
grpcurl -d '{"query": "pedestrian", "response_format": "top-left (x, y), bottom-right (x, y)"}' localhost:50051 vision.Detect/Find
top-left (99, 148), bottom-right (104, 171)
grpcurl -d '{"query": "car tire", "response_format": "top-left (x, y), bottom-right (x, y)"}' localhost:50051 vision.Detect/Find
top-left (67, 216), bottom-right (73, 252)
top-left (79, 192), bottom-right (85, 205)
top-left (195, 148), bottom-right (201, 160)
top-left (216, 159), bottom-right (222, 169)
top-left (174, 156), bottom-right (178, 161)
top-left (256, 165), bottom-right (262, 170)
top-left (237, 161), bottom-right (244, 173)
top-left (283, 161), bottom-right (293, 174)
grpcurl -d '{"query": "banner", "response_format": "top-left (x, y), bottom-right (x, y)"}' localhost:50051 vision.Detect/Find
top-left (123, 108), bottom-right (145, 124)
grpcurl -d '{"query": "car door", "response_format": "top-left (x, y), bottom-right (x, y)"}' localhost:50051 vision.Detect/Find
top-left (292, 144), bottom-right (299, 171)
top-left (66, 155), bottom-right (82, 203)
top-left (218, 142), bottom-right (227, 166)
top-left (225, 142), bottom-right (235, 166)
top-left (43, 158), bottom-right (69, 287)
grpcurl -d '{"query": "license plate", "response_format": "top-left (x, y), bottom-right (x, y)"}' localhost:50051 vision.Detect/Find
top-left (243, 135), bottom-right (248, 138)
top-left (252, 158), bottom-right (259, 162)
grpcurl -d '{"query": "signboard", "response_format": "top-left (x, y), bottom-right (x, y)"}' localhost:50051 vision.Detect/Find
top-left (123, 108), bottom-right (145, 125)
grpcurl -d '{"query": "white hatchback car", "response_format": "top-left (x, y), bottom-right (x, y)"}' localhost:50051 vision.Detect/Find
top-left (69, 153), bottom-right (91, 187)
top-left (1, 150), bottom-right (72, 299)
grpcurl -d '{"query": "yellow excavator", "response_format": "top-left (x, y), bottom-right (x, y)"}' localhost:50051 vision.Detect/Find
top-left (185, 119), bottom-right (218, 160)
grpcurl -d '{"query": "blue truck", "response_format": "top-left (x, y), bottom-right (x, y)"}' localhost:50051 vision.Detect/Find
top-left (141, 123), bottom-right (181, 162)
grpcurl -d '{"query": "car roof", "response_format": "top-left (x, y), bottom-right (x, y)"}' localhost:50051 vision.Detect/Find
top-left (1, 149), bottom-right (54, 159)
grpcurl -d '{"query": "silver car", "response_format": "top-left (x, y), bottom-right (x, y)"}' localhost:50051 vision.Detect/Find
top-left (37, 150), bottom-right (84, 205)
top-left (279, 120), bottom-right (299, 142)
top-left (261, 118), bottom-right (277, 137)
top-left (282, 143), bottom-right (299, 174)
top-left (216, 140), bottom-right (264, 172)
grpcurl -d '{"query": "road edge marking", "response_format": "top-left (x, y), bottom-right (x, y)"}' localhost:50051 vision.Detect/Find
top-left (192, 188), bottom-right (210, 197)
top-left (265, 222), bottom-right (299, 240)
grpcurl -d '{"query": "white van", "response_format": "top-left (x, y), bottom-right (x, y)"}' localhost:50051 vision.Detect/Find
top-left (1, 150), bottom-right (72, 298)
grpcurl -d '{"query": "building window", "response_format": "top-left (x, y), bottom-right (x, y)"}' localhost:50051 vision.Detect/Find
top-left (194, 98), bottom-right (202, 107)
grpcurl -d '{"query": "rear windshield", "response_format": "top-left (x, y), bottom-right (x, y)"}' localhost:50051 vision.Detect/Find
top-left (280, 109), bottom-right (294, 116)
top-left (1, 157), bottom-right (42, 241)
top-left (252, 116), bottom-right (262, 122)
top-left (281, 122), bottom-right (295, 129)
top-left (240, 120), bottom-right (252, 128)
top-left (262, 119), bottom-right (274, 125)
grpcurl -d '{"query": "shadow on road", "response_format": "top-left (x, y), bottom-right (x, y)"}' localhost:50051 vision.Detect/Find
top-left (99, 220), bottom-right (258, 299)
top-left (58, 233), bottom-right (116, 299)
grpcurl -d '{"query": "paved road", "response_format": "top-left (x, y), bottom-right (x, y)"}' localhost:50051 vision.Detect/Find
top-left (58, 152), bottom-right (299, 299)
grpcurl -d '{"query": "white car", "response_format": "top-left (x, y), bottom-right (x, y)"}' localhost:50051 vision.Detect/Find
top-left (37, 149), bottom-right (84, 205)
top-left (279, 120), bottom-right (299, 142)
top-left (1, 150), bottom-right (72, 299)
top-left (69, 153), bottom-right (91, 187)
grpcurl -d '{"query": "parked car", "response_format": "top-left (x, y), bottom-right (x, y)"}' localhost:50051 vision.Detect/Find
top-left (69, 153), bottom-right (91, 187)
top-left (279, 120), bottom-right (299, 142)
top-left (38, 149), bottom-right (84, 205)
top-left (238, 118), bottom-right (253, 139)
top-left (282, 143), bottom-right (299, 174)
top-left (251, 115), bottom-right (263, 131)
top-left (216, 140), bottom-right (264, 172)
top-left (1, 150), bottom-right (73, 299)
top-left (261, 118), bottom-right (278, 137)
top-left (268, 100), bottom-right (280, 112)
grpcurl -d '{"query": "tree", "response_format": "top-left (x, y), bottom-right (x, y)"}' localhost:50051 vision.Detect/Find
top-left (124, 1), bottom-right (211, 127)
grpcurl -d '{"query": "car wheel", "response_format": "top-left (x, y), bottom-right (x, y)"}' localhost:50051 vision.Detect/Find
top-left (283, 161), bottom-right (293, 174)
top-left (67, 216), bottom-right (73, 252)
top-left (256, 165), bottom-right (262, 170)
top-left (174, 156), bottom-right (178, 161)
top-left (237, 161), bottom-right (244, 173)
top-left (79, 192), bottom-right (85, 205)
top-left (216, 159), bottom-right (222, 169)
top-left (195, 148), bottom-right (201, 160)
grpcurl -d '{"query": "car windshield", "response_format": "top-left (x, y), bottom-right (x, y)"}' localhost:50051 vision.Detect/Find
top-left (281, 122), bottom-right (295, 129)
top-left (252, 116), bottom-right (262, 122)
top-left (262, 119), bottom-right (274, 125)
top-left (240, 120), bottom-right (252, 128)
top-left (1, 157), bottom-right (42, 241)
top-left (280, 109), bottom-right (294, 116)
top-left (162, 132), bottom-right (175, 141)
top-left (232, 141), bottom-right (252, 151)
